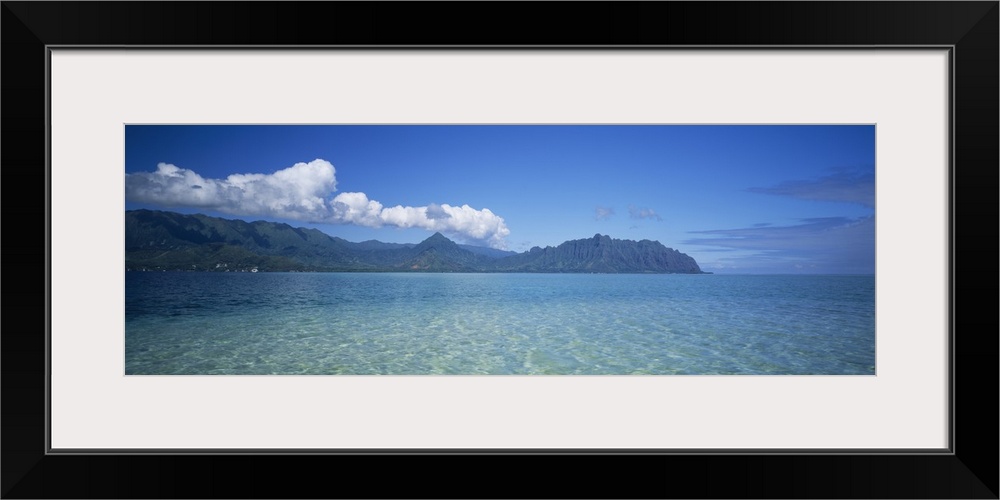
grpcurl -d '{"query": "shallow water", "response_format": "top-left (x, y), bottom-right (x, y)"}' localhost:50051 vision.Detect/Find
top-left (125, 272), bottom-right (875, 375)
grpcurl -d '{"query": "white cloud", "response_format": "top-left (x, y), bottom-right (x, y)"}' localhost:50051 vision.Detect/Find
top-left (126, 159), bottom-right (511, 248)
top-left (594, 205), bottom-right (615, 221)
top-left (425, 203), bottom-right (451, 220)
top-left (628, 205), bottom-right (662, 221)
top-left (330, 191), bottom-right (385, 227)
top-left (377, 202), bottom-right (511, 249)
top-left (125, 159), bottom-right (337, 221)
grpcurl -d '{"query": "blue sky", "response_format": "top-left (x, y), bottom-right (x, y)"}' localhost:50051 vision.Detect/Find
top-left (125, 125), bottom-right (875, 274)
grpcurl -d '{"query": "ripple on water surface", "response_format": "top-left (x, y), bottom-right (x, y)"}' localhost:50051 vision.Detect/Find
top-left (125, 273), bottom-right (876, 375)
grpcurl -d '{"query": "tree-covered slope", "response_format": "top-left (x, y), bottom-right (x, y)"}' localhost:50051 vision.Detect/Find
top-left (492, 234), bottom-right (704, 273)
top-left (125, 209), bottom-right (355, 270)
top-left (125, 210), bottom-right (705, 273)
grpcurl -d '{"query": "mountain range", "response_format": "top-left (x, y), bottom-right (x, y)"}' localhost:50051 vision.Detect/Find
top-left (125, 209), bottom-right (706, 274)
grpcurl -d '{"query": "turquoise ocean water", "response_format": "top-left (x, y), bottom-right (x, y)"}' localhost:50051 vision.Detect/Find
top-left (125, 273), bottom-right (875, 375)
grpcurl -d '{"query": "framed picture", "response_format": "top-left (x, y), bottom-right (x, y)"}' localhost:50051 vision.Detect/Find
top-left (5, 2), bottom-right (996, 498)
top-left (119, 123), bottom-right (878, 377)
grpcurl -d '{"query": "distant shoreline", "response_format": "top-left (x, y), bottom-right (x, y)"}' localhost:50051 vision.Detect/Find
top-left (124, 268), bottom-right (715, 275)
top-left (126, 209), bottom-right (708, 274)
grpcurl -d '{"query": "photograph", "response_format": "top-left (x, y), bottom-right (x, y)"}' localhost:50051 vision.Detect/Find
top-left (125, 124), bottom-right (876, 375)
top-left (5, 0), bottom-right (994, 496)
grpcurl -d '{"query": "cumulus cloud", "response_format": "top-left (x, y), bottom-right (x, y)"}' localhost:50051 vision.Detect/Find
top-left (343, 193), bottom-right (511, 249)
top-left (425, 203), bottom-right (451, 220)
top-left (125, 159), bottom-right (338, 221)
top-left (126, 159), bottom-right (511, 249)
top-left (628, 205), bottom-right (662, 221)
top-left (594, 205), bottom-right (615, 221)
top-left (327, 191), bottom-right (381, 227)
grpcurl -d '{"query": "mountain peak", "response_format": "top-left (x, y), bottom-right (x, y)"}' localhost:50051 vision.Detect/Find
top-left (415, 231), bottom-right (457, 250)
top-left (126, 210), bottom-right (704, 274)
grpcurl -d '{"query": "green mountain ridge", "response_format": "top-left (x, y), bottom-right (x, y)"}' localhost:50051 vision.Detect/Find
top-left (125, 209), bottom-right (706, 273)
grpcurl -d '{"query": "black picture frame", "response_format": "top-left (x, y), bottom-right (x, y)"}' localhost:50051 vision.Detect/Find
top-left (3, 2), bottom-right (996, 498)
